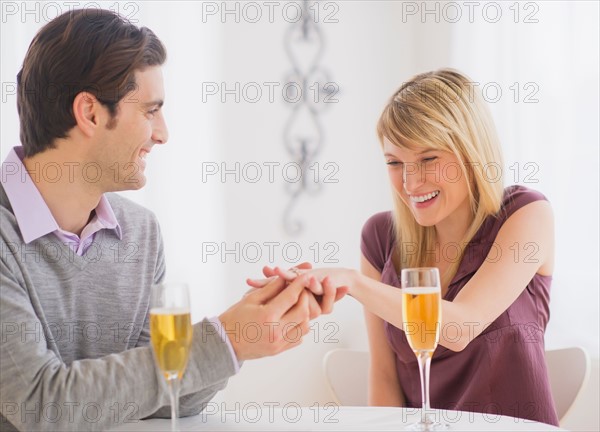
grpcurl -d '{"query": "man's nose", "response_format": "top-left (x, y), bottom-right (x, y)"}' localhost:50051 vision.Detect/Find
top-left (152, 115), bottom-right (169, 145)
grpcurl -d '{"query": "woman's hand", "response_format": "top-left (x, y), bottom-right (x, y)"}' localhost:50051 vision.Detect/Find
top-left (246, 265), bottom-right (353, 312)
top-left (245, 262), bottom-right (314, 288)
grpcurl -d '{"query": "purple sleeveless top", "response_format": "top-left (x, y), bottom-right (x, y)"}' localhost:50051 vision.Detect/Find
top-left (360, 185), bottom-right (559, 426)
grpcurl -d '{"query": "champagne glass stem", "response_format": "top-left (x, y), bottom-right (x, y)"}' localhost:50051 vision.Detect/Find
top-left (167, 375), bottom-right (181, 432)
top-left (417, 351), bottom-right (433, 426)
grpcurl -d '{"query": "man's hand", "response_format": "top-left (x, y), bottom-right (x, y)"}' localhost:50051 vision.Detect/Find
top-left (219, 274), bottom-right (325, 362)
top-left (247, 265), bottom-right (351, 313)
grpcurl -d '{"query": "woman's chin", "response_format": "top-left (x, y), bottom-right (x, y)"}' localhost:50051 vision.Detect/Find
top-left (412, 214), bottom-right (438, 227)
top-left (413, 211), bottom-right (437, 227)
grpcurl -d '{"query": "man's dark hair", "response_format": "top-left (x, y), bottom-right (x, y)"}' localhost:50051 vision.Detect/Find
top-left (17, 9), bottom-right (167, 157)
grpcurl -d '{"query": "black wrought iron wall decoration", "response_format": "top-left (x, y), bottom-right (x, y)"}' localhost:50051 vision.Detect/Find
top-left (282, 0), bottom-right (338, 235)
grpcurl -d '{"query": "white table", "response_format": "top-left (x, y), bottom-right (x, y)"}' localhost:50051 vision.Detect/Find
top-left (114, 406), bottom-right (565, 431)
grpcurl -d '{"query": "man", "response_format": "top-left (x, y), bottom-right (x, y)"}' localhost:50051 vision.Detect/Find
top-left (0, 9), bottom-right (340, 431)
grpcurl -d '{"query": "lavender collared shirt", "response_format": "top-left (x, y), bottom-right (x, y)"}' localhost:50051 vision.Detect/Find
top-left (1, 146), bottom-right (122, 254)
top-left (1, 146), bottom-right (241, 372)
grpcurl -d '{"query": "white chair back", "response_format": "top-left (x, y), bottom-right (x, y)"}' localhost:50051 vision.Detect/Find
top-left (545, 346), bottom-right (591, 422)
top-left (322, 349), bottom-right (369, 406)
top-left (323, 346), bottom-right (591, 422)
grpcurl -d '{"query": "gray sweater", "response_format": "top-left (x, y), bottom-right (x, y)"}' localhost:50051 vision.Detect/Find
top-left (0, 185), bottom-right (236, 431)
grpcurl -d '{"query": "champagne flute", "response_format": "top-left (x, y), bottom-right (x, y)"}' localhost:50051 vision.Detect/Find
top-left (401, 268), bottom-right (446, 431)
top-left (150, 282), bottom-right (193, 432)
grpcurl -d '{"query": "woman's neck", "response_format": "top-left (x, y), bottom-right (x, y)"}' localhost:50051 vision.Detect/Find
top-left (434, 196), bottom-right (474, 246)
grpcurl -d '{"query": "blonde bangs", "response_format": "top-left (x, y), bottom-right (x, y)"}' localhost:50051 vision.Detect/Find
top-left (377, 90), bottom-right (456, 153)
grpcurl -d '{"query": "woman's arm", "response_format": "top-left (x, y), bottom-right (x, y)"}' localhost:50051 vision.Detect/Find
top-left (258, 200), bottom-right (554, 352)
top-left (352, 200), bottom-right (555, 352)
top-left (362, 255), bottom-right (405, 407)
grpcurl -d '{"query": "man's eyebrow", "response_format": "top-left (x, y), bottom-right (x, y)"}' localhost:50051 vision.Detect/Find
top-left (142, 100), bottom-right (164, 108)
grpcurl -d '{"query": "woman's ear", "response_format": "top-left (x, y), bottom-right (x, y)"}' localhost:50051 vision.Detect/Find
top-left (72, 92), bottom-right (101, 137)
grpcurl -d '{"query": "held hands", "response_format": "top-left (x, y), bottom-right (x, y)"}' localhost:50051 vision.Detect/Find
top-left (246, 264), bottom-right (355, 308)
top-left (218, 263), bottom-right (352, 362)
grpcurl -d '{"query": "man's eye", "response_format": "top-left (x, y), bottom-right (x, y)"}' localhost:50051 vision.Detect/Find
top-left (386, 161), bottom-right (403, 167)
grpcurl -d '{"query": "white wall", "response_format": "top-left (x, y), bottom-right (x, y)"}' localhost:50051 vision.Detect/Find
top-left (449, 1), bottom-right (600, 359)
top-left (1, 1), bottom-right (598, 429)
top-left (215, 1), bottom-right (415, 407)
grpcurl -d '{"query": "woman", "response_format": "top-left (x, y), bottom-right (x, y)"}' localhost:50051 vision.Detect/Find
top-left (250, 69), bottom-right (558, 425)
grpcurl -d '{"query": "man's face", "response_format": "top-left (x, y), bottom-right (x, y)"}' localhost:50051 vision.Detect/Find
top-left (95, 66), bottom-right (168, 192)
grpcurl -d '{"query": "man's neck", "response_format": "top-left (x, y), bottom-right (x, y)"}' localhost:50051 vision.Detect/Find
top-left (23, 150), bottom-right (102, 236)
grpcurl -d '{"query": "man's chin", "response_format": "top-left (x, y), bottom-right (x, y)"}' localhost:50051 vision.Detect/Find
top-left (109, 176), bottom-right (147, 192)
top-left (128, 176), bottom-right (147, 190)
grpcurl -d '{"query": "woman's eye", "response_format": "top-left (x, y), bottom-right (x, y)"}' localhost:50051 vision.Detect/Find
top-left (386, 161), bottom-right (403, 167)
top-left (423, 156), bottom-right (437, 163)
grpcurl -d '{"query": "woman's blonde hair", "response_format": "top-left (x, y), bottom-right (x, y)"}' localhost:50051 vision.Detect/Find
top-left (376, 68), bottom-right (505, 287)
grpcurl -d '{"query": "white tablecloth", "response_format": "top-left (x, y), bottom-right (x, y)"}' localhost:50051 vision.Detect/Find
top-left (114, 406), bottom-right (565, 431)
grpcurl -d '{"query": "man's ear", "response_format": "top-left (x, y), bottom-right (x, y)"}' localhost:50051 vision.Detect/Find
top-left (72, 92), bottom-right (102, 137)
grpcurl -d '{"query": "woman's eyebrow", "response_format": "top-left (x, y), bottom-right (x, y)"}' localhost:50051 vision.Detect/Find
top-left (383, 150), bottom-right (436, 158)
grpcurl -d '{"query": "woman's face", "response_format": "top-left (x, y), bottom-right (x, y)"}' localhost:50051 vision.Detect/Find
top-left (383, 137), bottom-right (471, 229)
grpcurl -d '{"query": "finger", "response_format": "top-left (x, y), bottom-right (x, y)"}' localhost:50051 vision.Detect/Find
top-left (267, 274), bottom-right (310, 317)
top-left (335, 286), bottom-right (350, 302)
top-left (319, 276), bottom-right (336, 314)
top-left (307, 274), bottom-right (324, 295)
top-left (274, 319), bottom-right (311, 355)
top-left (300, 319), bottom-right (311, 336)
top-left (305, 286), bottom-right (322, 320)
top-left (283, 318), bottom-right (310, 344)
top-left (246, 276), bottom-right (276, 288)
top-left (296, 262), bottom-right (313, 270)
top-left (276, 331), bottom-right (305, 354)
top-left (251, 276), bottom-right (287, 304)
top-left (273, 266), bottom-right (302, 281)
top-left (262, 265), bottom-right (276, 278)
top-left (267, 297), bottom-right (310, 355)
top-left (278, 281), bottom-right (310, 324)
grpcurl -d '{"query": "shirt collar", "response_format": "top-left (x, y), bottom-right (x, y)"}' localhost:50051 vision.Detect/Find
top-left (95, 194), bottom-right (122, 239)
top-left (1, 146), bottom-right (122, 243)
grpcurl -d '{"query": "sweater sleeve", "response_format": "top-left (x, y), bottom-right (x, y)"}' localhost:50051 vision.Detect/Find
top-left (139, 230), bottom-right (235, 420)
top-left (0, 257), bottom-right (236, 431)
